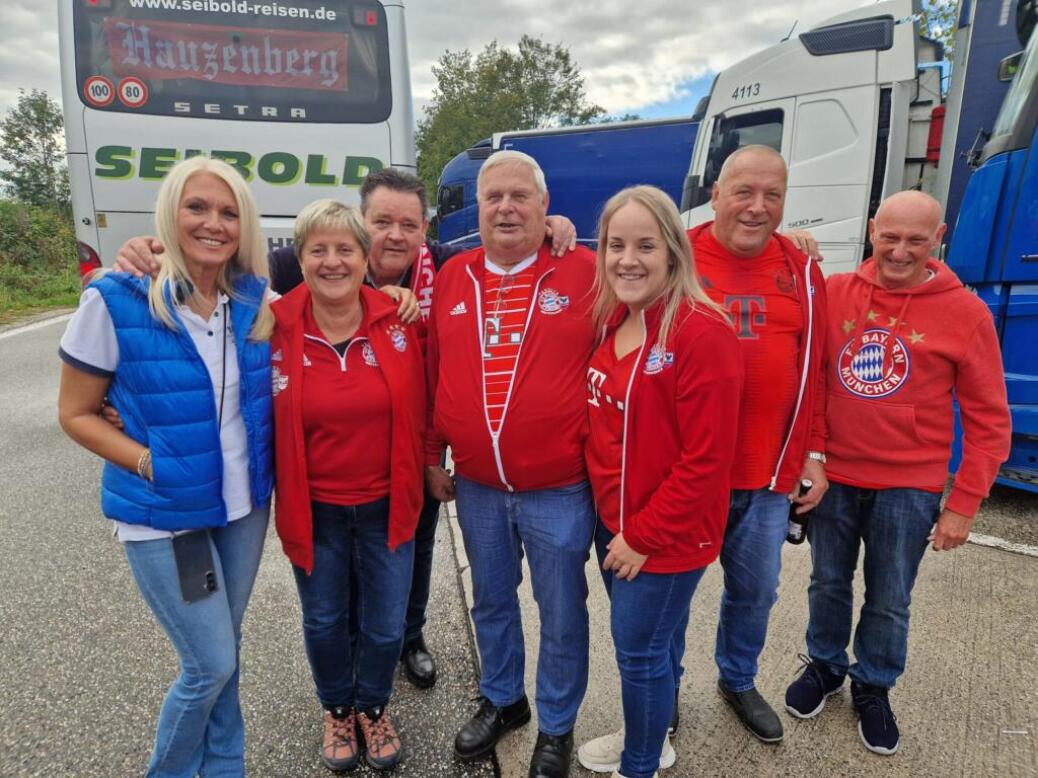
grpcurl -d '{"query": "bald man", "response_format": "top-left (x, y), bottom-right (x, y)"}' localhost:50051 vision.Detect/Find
top-left (783, 191), bottom-right (1010, 755)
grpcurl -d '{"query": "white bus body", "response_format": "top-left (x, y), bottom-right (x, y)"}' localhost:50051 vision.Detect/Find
top-left (58, 0), bottom-right (414, 273)
top-left (681, 0), bottom-right (942, 276)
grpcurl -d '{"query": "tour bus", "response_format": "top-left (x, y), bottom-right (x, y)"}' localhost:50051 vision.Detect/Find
top-left (57, 0), bottom-right (414, 277)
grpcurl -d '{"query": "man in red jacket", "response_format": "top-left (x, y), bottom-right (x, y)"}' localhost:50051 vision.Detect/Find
top-left (425, 150), bottom-right (597, 778)
top-left (689, 146), bottom-right (828, 745)
top-left (784, 191), bottom-right (1011, 755)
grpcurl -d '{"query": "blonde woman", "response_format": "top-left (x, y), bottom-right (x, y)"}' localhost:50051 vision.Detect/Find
top-left (579, 186), bottom-right (742, 778)
top-left (58, 156), bottom-right (274, 777)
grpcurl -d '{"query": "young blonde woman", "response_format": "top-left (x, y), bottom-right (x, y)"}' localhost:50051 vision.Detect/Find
top-left (579, 186), bottom-right (743, 778)
top-left (58, 156), bottom-right (274, 777)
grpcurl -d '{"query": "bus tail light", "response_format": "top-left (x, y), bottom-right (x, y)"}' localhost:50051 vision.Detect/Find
top-left (76, 241), bottom-right (102, 283)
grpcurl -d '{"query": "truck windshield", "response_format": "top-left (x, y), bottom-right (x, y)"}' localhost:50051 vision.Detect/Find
top-left (991, 32), bottom-right (1037, 139)
top-left (691, 109), bottom-right (783, 208)
top-left (72, 0), bottom-right (392, 123)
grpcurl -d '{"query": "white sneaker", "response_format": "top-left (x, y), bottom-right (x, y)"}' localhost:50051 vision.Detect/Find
top-left (578, 727), bottom-right (676, 773)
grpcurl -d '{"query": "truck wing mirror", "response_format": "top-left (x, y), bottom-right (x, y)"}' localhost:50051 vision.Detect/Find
top-left (998, 51), bottom-right (1024, 81)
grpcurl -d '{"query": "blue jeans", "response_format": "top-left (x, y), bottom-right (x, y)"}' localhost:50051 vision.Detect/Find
top-left (124, 504), bottom-right (269, 778)
top-left (404, 493), bottom-right (441, 644)
top-left (715, 487), bottom-right (790, 692)
top-left (293, 498), bottom-right (414, 711)
top-left (806, 482), bottom-right (940, 689)
top-left (454, 476), bottom-right (595, 735)
top-left (595, 524), bottom-right (705, 778)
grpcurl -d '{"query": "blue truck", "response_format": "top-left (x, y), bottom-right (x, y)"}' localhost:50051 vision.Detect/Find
top-left (947, 3), bottom-right (1038, 491)
top-left (435, 117), bottom-right (699, 249)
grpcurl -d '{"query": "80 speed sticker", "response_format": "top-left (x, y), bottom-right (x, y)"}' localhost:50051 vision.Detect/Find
top-left (118, 77), bottom-right (148, 108)
top-left (83, 76), bottom-right (115, 108)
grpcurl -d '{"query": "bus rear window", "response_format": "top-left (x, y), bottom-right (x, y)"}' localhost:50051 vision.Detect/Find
top-left (72, 0), bottom-right (392, 123)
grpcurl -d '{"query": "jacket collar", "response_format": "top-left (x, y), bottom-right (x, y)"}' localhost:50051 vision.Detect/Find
top-left (272, 283), bottom-right (398, 333)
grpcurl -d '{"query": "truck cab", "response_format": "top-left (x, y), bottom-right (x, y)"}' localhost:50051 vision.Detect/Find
top-left (681, 0), bottom-right (941, 277)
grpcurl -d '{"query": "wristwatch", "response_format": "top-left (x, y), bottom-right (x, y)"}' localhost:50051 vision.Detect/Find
top-left (807, 451), bottom-right (827, 465)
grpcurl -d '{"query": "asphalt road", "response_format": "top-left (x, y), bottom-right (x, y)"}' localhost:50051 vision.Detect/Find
top-left (0, 313), bottom-right (495, 778)
top-left (3, 312), bottom-right (1037, 778)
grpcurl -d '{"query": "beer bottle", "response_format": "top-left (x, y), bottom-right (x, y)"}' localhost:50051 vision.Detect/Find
top-left (786, 479), bottom-right (813, 545)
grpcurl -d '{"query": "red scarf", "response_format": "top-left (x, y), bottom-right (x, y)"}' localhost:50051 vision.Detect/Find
top-left (409, 244), bottom-right (437, 322)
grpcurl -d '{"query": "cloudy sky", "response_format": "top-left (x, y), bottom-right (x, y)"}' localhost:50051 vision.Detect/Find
top-left (1, 0), bottom-right (868, 123)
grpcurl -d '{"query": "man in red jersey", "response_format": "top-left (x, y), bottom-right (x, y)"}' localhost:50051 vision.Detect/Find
top-left (784, 191), bottom-right (1010, 756)
top-left (425, 150), bottom-right (597, 778)
top-left (688, 145), bottom-right (829, 744)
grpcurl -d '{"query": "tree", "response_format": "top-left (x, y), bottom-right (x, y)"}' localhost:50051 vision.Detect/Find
top-left (920, 0), bottom-right (957, 55)
top-left (416, 36), bottom-right (604, 194)
top-left (0, 89), bottom-right (70, 210)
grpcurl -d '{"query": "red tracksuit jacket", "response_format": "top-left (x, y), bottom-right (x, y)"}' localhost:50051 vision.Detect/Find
top-left (271, 284), bottom-right (426, 573)
top-left (426, 243), bottom-right (597, 491)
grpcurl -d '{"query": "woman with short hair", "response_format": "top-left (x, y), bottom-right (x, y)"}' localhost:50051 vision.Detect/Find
top-left (270, 199), bottom-right (425, 772)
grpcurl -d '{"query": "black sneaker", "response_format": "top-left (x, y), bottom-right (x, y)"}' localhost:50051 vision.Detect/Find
top-left (785, 654), bottom-right (845, 719)
top-left (718, 681), bottom-right (783, 743)
top-left (851, 681), bottom-right (899, 755)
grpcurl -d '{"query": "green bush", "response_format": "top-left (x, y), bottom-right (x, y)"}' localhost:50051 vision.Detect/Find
top-left (0, 199), bottom-right (80, 321)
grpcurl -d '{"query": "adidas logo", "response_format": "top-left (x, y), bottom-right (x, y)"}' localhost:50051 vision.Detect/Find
top-left (450, 301), bottom-right (468, 316)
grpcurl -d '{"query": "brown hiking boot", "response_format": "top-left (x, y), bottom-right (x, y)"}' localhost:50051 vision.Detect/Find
top-left (357, 706), bottom-right (403, 770)
top-left (322, 707), bottom-right (359, 772)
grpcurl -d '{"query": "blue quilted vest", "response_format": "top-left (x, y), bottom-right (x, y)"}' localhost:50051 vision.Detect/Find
top-left (90, 273), bottom-right (274, 531)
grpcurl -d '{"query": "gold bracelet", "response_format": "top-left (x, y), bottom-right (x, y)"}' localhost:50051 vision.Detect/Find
top-left (136, 448), bottom-right (152, 480)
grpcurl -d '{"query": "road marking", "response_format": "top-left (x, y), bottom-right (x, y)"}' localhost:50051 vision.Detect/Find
top-left (0, 313), bottom-right (73, 341)
top-left (968, 532), bottom-right (1038, 558)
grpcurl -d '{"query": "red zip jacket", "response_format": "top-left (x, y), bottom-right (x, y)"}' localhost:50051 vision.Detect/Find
top-left (426, 243), bottom-right (597, 491)
top-left (687, 223), bottom-right (828, 492)
top-left (271, 284), bottom-right (426, 573)
top-left (602, 300), bottom-right (743, 573)
top-left (825, 258), bottom-right (1010, 516)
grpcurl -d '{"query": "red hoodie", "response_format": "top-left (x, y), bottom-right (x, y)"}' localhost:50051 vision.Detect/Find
top-left (426, 243), bottom-right (597, 491)
top-left (686, 223), bottom-right (828, 493)
top-left (271, 285), bottom-right (426, 573)
top-left (824, 258), bottom-right (1010, 516)
top-left (587, 300), bottom-right (744, 573)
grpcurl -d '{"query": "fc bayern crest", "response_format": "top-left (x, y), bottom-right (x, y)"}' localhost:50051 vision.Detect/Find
top-left (272, 365), bottom-right (288, 396)
top-left (386, 324), bottom-right (408, 352)
top-left (837, 328), bottom-right (911, 398)
top-left (537, 288), bottom-right (570, 315)
top-left (362, 342), bottom-right (379, 367)
top-left (643, 344), bottom-right (675, 375)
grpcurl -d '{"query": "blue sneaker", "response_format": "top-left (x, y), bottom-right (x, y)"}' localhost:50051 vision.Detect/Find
top-left (851, 681), bottom-right (899, 755)
top-left (785, 654), bottom-right (845, 719)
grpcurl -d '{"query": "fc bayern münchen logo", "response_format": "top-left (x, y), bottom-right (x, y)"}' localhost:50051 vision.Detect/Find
top-left (537, 288), bottom-right (570, 315)
top-left (837, 328), bottom-right (911, 398)
top-left (362, 342), bottom-right (379, 367)
top-left (387, 325), bottom-right (408, 353)
top-left (643, 344), bottom-right (675, 375)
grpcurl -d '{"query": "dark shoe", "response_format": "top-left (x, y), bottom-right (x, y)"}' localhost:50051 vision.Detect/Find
top-left (718, 681), bottom-right (784, 743)
top-left (851, 682), bottom-right (899, 755)
top-left (454, 695), bottom-right (531, 761)
top-left (528, 730), bottom-right (573, 778)
top-left (785, 654), bottom-right (845, 719)
top-left (400, 636), bottom-right (437, 689)
top-left (668, 686), bottom-right (680, 736)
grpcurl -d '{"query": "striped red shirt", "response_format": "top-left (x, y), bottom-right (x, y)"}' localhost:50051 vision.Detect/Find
top-left (481, 261), bottom-right (537, 435)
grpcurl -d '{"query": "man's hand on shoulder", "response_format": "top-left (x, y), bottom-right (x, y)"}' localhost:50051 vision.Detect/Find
top-left (545, 215), bottom-right (577, 256)
top-left (929, 508), bottom-right (973, 551)
top-left (114, 236), bottom-right (165, 277)
top-left (781, 230), bottom-right (823, 263)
